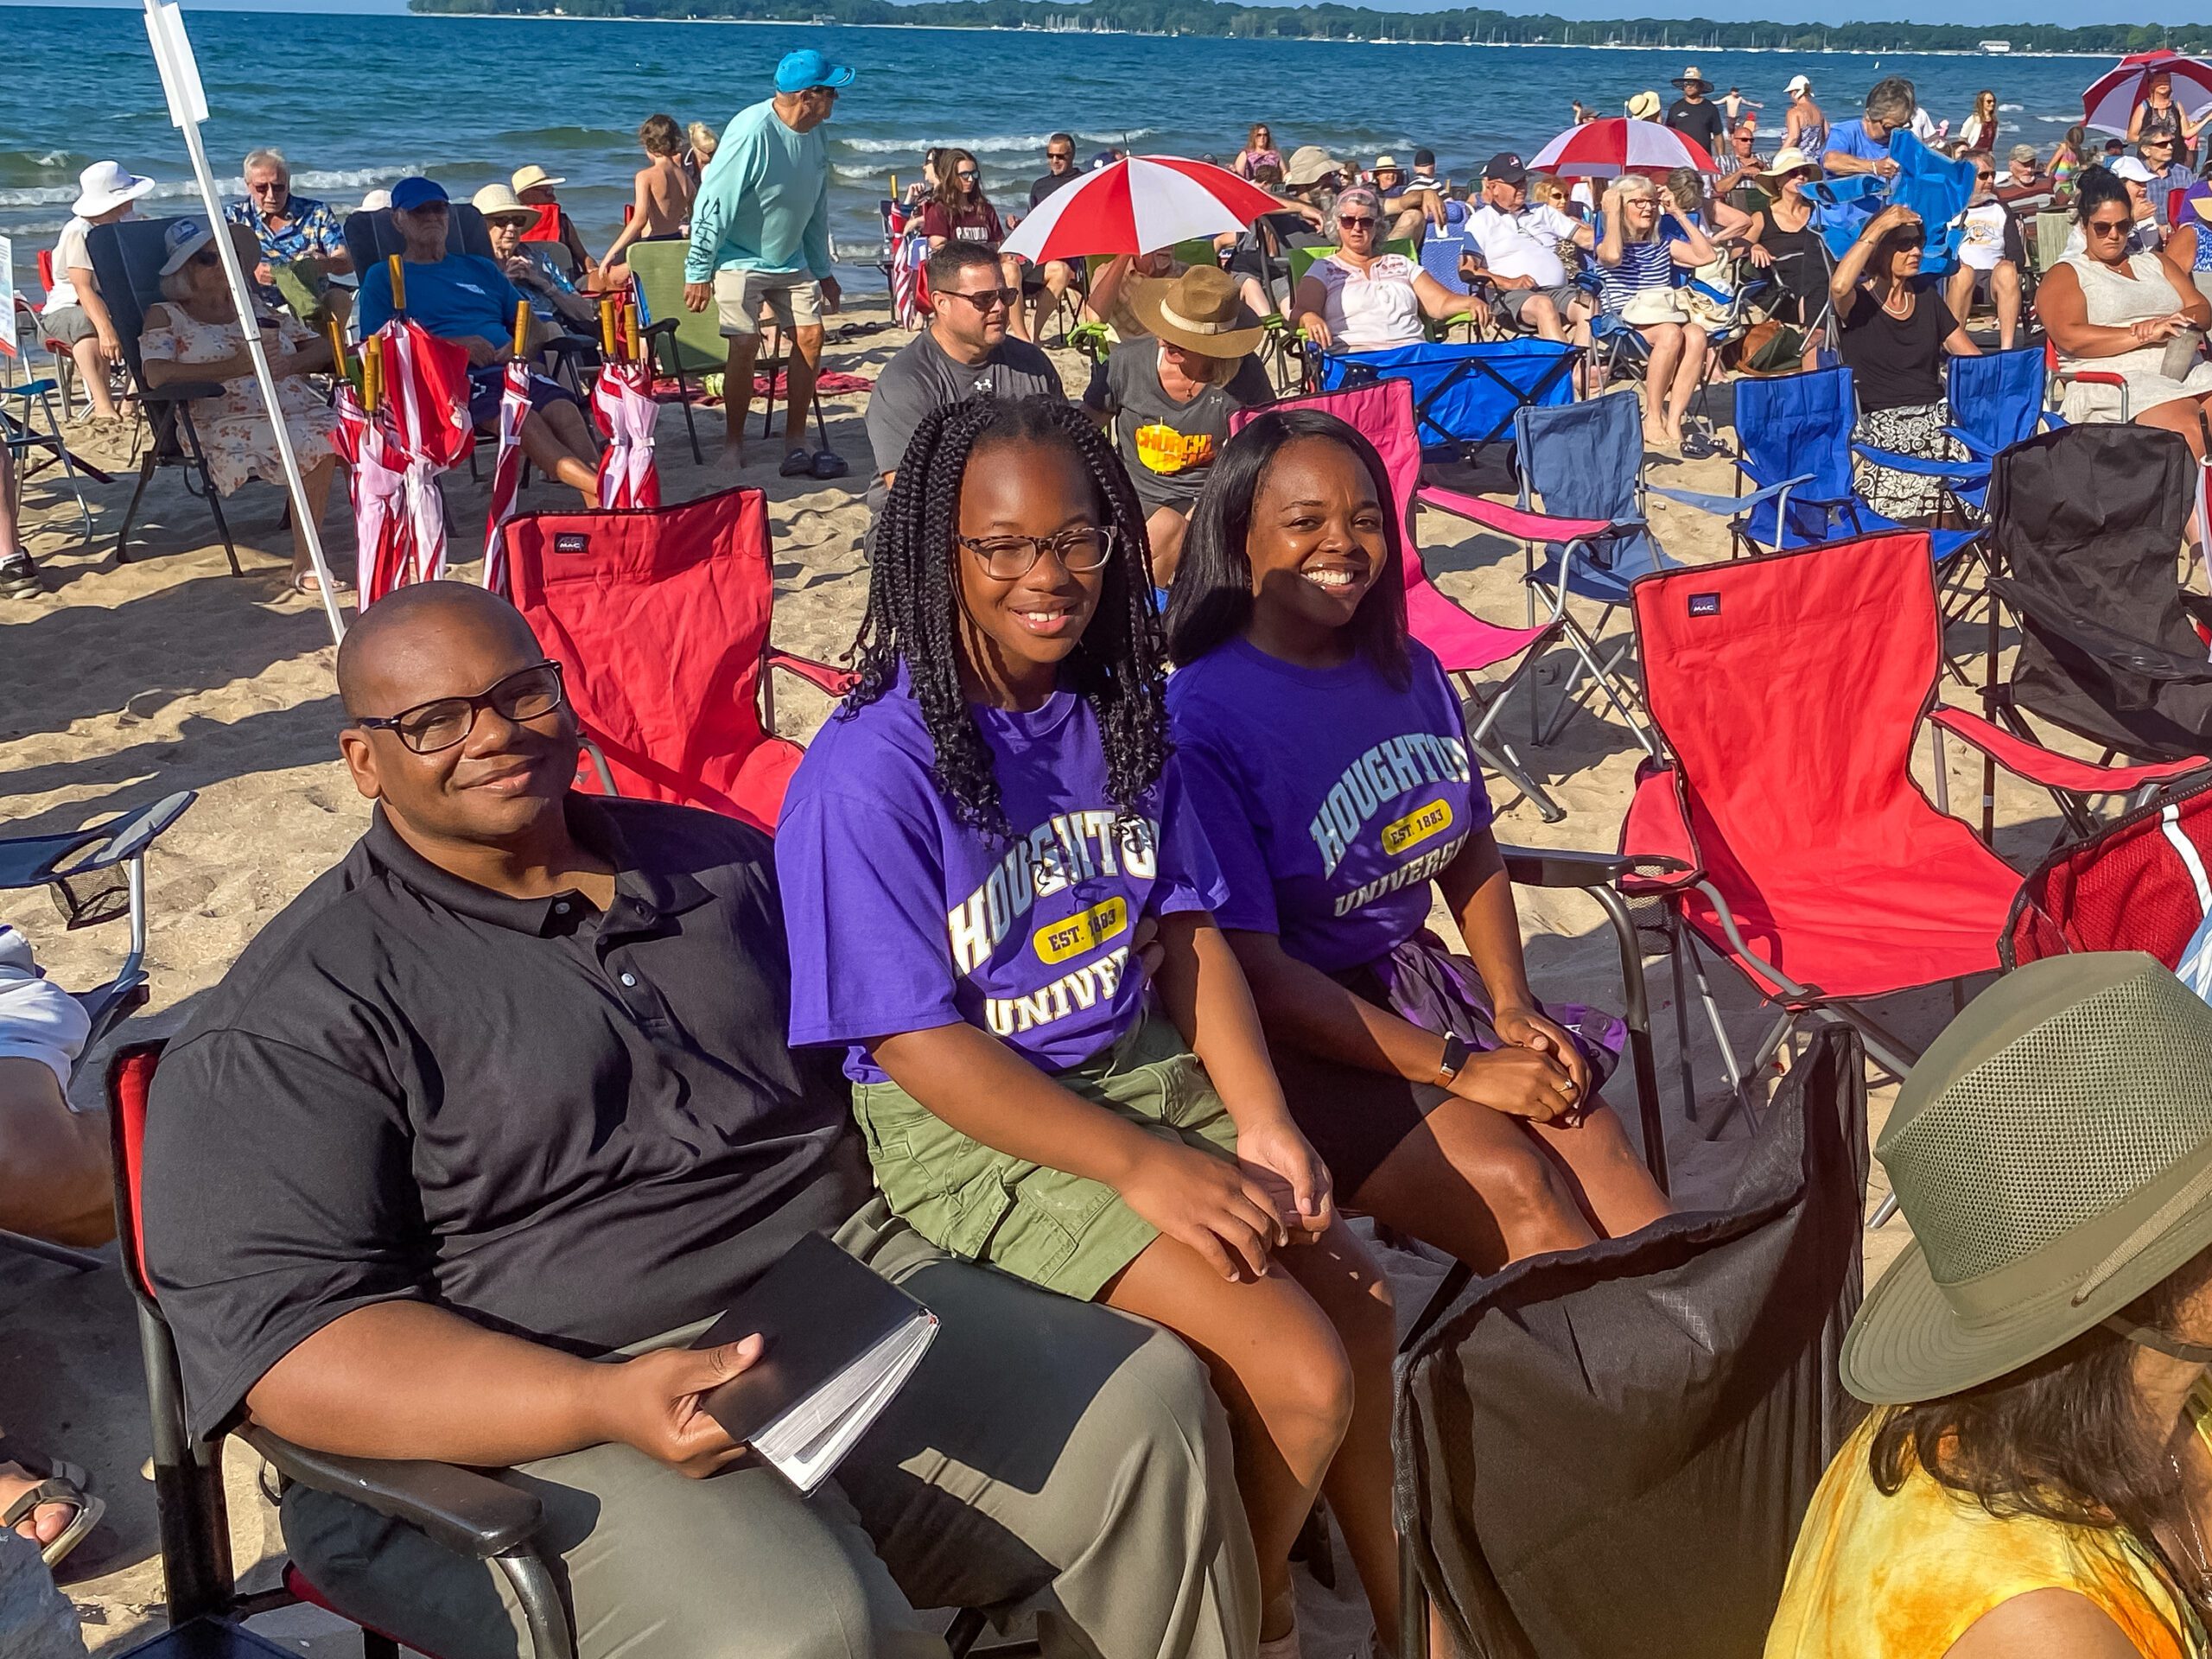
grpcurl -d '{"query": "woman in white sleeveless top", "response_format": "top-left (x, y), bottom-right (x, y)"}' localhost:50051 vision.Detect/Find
top-left (2038, 168), bottom-right (2212, 449)
top-left (1292, 187), bottom-right (1465, 354)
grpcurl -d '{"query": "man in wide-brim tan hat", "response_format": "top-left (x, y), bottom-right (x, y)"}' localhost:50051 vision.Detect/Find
top-left (1084, 264), bottom-right (1274, 585)
top-left (1767, 951), bottom-right (2212, 1658)
top-left (1663, 66), bottom-right (1727, 159)
top-left (506, 162), bottom-right (595, 284)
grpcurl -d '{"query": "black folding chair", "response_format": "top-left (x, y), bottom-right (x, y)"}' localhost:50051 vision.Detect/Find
top-left (85, 219), bottom-right (243, 572)
top-left (1395, 1024), bottom-right (1868, 1659)
top-left (0, 790), bottom-right (194, 1270)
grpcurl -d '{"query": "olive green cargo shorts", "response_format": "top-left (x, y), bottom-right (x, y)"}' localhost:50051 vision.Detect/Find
top-left (854, 1015), bottom-right (1240, 1299)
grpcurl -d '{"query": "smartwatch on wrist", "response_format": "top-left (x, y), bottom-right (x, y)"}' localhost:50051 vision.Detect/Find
top-left (1433, 1033), bottom-right (1470, 1089)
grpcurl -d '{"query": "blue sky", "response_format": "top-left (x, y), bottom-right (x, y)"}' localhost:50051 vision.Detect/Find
top-left (0, 0), bottom-right (2176, 23)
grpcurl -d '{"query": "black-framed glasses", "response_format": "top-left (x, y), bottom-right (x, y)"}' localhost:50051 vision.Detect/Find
top-left (938, 285), bottom-right (1018, 313)
top-left (956, 525), bottom-right (1116, 580)
top-left (354, 661), bottom-right (567, 753)
top-left (957, 168), bottom-right (980, 181)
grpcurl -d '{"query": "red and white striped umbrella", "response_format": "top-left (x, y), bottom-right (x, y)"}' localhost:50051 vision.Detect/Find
top-left (480, 360), bottom-right (533, 596)
top-left (591, 361), bottom-right (661, 512)
top-left (1529, 118), bottom-right (1719, 180)
top-left (1000, 156), bottom-right (1282, 264)
top-left (2082, 50), bottom-right (2212, 137)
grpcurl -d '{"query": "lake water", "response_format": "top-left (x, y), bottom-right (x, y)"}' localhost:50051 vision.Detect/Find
top-left (0, 6), bottom-right (2140, 299)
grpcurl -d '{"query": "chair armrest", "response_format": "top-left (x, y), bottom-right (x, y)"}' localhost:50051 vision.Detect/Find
top-left (140, 382), bottom-right (225, 404)
top-left (1849, 442), bottom-right (1990, 484)
top-left (540, 336), bottom-right (598, 361)
top-left (236, 1425), bottom-right (546, 1560)
top-left (766, 649), bottom-right (858, 696)
top-left (1414, 486), bottom-right (1613, 544)
top-left (81, 791), bottom-right (196, 871)
top-left (1928, 704), bottom-right (2212, 792)
top-left (1497, 847), bottom-right (1690, 888)
top-left (1648, 474), bottom-right (1811, 519)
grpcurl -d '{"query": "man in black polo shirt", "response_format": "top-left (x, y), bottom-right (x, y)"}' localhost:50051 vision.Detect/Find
top-left (141, 583), bottom-right (1255, 1659)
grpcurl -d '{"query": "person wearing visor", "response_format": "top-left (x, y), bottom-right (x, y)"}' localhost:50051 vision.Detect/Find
top-left (683, 47), bottom-right (852, 480)
top-left (1769, 953), bottom-right (2212, 1659)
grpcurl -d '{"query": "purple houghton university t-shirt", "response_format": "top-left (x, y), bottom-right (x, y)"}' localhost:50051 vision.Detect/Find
top-left (778, 671), bottom-right (1228, 1084)
top-left (1166, 638), bottom-right (1494, 975)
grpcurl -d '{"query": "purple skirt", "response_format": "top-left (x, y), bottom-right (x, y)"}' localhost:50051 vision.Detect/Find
top-left (1358, 929), bottom-right (1624, 1090)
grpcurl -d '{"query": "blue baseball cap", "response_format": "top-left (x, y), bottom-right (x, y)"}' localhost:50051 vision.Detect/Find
top-left (390, 176), bottom-right (448, 212)
top-left (774, 48), bottom-right (855, 93)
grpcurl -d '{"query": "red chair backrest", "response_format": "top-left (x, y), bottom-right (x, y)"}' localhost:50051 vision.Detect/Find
top-left (36, 247), bottom-right (54, 294)
top-left (1630, 531), bottom-right (1974, 884)
top-left (2005, 772), bottom-right (2212, 969)
top-left (505, 487), bottom-right (781, 827)
top-left (105, 1041), bottom-right (166, 1303)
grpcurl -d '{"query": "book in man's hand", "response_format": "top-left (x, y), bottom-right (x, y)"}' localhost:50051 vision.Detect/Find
top-left (691, 1231), bottom-right (938, 1493)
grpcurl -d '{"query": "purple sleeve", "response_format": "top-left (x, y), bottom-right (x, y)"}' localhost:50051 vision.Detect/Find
top-left (1148, 753), bottom-right (1231, 923)
top-left (1164, 732), bottom-right (1280, 936)
top-left (773, 787), bottom-right (963, 1048)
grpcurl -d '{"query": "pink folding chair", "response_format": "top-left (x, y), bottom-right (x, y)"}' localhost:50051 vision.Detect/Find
top-left (1235, 378), bottom-right (1572, 822)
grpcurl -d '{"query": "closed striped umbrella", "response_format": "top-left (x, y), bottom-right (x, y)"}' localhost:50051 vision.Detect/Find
top-left (591, 361), bottom-right (662, 512)
top-left (1529, 118), bottom-right (1719, 180)
top-left (480, 361), bottom-right (533, 596)
top-left (1000, 156), bottom-right (1282, 264)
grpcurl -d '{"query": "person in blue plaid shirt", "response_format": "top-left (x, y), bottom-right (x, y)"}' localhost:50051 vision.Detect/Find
top-left (224, 147), bottom-right (353, 325)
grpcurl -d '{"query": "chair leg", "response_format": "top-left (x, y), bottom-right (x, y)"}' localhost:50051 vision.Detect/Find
top-left (34, 385), bottom-right (96, 541)
top-left (1459, 670), bottom-right (1565, 823)
top-left (112, 446), bottom-right (160, 563)
top-left (175, 408), bottom-right (244, 576)
top-left (947, 1609), bottom-right (988, 1657)
top-left (490, 1548), bottom-right (576, 1659)
top-left (1667, 912), bottom-right (1699, 1125)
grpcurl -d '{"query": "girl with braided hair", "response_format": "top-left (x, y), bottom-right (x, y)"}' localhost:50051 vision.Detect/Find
top-left (779, 395), bottom-right (1402, 1659)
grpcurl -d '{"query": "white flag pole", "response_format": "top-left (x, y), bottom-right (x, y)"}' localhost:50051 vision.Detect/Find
top-left (142, 0), bottom-right (346, 647)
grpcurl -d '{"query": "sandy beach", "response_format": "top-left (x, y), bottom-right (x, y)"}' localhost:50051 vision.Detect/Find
top-left (0, 289), bottom-right (2075, 1652)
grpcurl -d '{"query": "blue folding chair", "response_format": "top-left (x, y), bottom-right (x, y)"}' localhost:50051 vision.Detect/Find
top-left (1514, 391), bottom-right (1675, 751)
top-left (1936, 344), bottom-right (2061, 510)
top-left (1319, 339), bottom-right (1580, 493)
top-left (1419, 233), bottom-right (1475, 298)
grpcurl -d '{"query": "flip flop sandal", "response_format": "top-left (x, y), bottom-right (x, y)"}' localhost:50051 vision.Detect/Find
top-left (809, 451), bottom-right (850, 480)
top-left (779, 449), bottom-right (816, 478)
top-left (1, 1457), bottom-right (105, 1570)
top-left (292, 569), bottom-right (355, 597)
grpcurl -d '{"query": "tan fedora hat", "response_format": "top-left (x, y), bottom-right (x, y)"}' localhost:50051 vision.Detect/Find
top-left (1842, 952), bottom-right (2212, 1405)
top-left (1626, 91), bottom-right (1663, 121)
top-left (1128, 264), bottom-right (1265, 359)
top-left (511, 163), bottom-right (566, 195)
top-left (472, 182), bottom-right (536, 223)
top-left (1759, 148), bottom-right (1821, 181)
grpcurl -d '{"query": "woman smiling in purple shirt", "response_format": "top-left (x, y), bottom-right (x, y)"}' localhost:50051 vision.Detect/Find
top-left (1166, 410), bottom-right (1672, 1271)
top-left (776, 396), bottom-right (1401, 1659)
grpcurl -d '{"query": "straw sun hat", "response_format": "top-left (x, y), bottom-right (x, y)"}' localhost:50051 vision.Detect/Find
top-left (472, 183), bottom-right (536, 224)
top-left (1760, 149), bottom-right (1821, 181)
top-left (1128, 265), bottom-right (1265, 358)
top-left (1625, 91), bottom-right (1662, 121)
top-left (1843, 953), bottom-right (2212, 1405)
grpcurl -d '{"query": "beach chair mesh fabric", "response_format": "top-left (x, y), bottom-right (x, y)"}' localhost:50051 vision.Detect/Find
top-left (1620, 531), bottom-right (2021, 1001)
top-left (1516, 392), bottom-right (1669, 594)
top-left (2003, 770), bottom-right (2212, 970)
top-left (1987, 424), bottom-right (2212, 762)
top-left (1732, 365), bottom-right (1858, 547)
top-left (502, 486), bottom-right (799, 831)
top-left (1945, 346), bottom-right (2052, 460)
top-left (1395, 1023), bottom-right (1868, 1659)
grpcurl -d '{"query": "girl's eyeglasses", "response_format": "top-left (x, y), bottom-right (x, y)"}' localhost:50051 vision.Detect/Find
top-left (956, 526), bottom-right (1116, 580)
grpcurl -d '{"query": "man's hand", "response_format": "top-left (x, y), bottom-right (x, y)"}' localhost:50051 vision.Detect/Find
top-left (456, 335), bottom-right (506, 368)
top-left (254, 262), bottom-right (274, 288)
top-left (1117, 1141), bottom-right (1287, 1282)
top-left (588, 1336), bottom-right (761, 1478)
top-left (683, 281), bottom-right (713, 314)
top-left (1875, 156), bottom-right (1902, 181)
top-left (93, 328), bottom-right (120, 365)
top-left (820, 274), bottom-right (842, 315)
top-left (1496, 271), bottom-right (1536, 291)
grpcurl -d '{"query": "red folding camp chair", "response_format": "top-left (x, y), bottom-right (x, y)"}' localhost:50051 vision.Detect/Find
top-left (1236, 377), bottom-right (1570, 822)
top-left (502, 486), bottom-right (855, 831)
top-left (2003, 770), bottom-right (2212, 969)
top-left (1619, 531), bottom-right (2200, 1134)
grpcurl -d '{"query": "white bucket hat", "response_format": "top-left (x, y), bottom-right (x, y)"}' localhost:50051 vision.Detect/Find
top-left (73, 160), bottom-right (156, 219)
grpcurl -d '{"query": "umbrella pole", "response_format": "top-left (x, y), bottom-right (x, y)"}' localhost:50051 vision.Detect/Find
top-left (143, 0), bottom-right (346, 648)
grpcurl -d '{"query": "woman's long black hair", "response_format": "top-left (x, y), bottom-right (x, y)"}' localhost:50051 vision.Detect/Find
top-left (844, 394), bottom-right (1169, 839)
top-left (1866, 1246), bottom-right (2212, 1643)
top-left (1165, 408), bottom-right (1410, 688)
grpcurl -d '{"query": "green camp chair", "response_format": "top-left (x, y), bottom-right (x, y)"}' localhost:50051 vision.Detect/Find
top-left (628, 242), bottom-right (829, 465)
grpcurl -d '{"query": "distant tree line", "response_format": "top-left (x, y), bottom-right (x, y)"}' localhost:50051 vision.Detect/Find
top-left (404, 0), bottom-right (2212, 54)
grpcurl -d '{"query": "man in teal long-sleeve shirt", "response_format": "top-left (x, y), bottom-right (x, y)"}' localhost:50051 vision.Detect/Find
top-left (683, 48), bottom-right (851, 478)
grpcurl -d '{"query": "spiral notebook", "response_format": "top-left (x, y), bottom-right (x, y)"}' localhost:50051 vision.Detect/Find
top-left (691, 1232), bottom-right (939, 1492)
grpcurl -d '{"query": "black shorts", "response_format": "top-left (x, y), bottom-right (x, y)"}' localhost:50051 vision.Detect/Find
top-left (466, 365), bottom-right (585, 428)
top-left (1269, 1038), bottom-right (1450, 1201)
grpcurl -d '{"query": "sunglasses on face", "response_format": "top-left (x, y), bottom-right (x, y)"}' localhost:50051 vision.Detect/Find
top-left (957, 169), bottom-right (980, 181)
top-left (957, 525), bottom-right (1116, 581)
top-left (1338, 215), bottom-right (1377, 230)
top-left (354, 662), bottom-right (567, 755)
top-left (189, 248), bottom-right (221, 268)
top-left (2087, 218), bottom-right (2133, 237)
top-left (940, 285), bottom-right (1018, 312)
top-left (1047, 150), bottom-right (1072, 162)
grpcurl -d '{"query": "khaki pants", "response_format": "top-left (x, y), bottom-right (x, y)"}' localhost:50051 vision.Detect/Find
top-left (278, 1206), bottom-right (1258, 1659)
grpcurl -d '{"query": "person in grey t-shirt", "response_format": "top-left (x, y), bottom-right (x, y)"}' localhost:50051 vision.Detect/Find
top-left (865, 242), bottom-right (1065, 519)
top-left (1081, 266), bottom-right (1273, 586)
